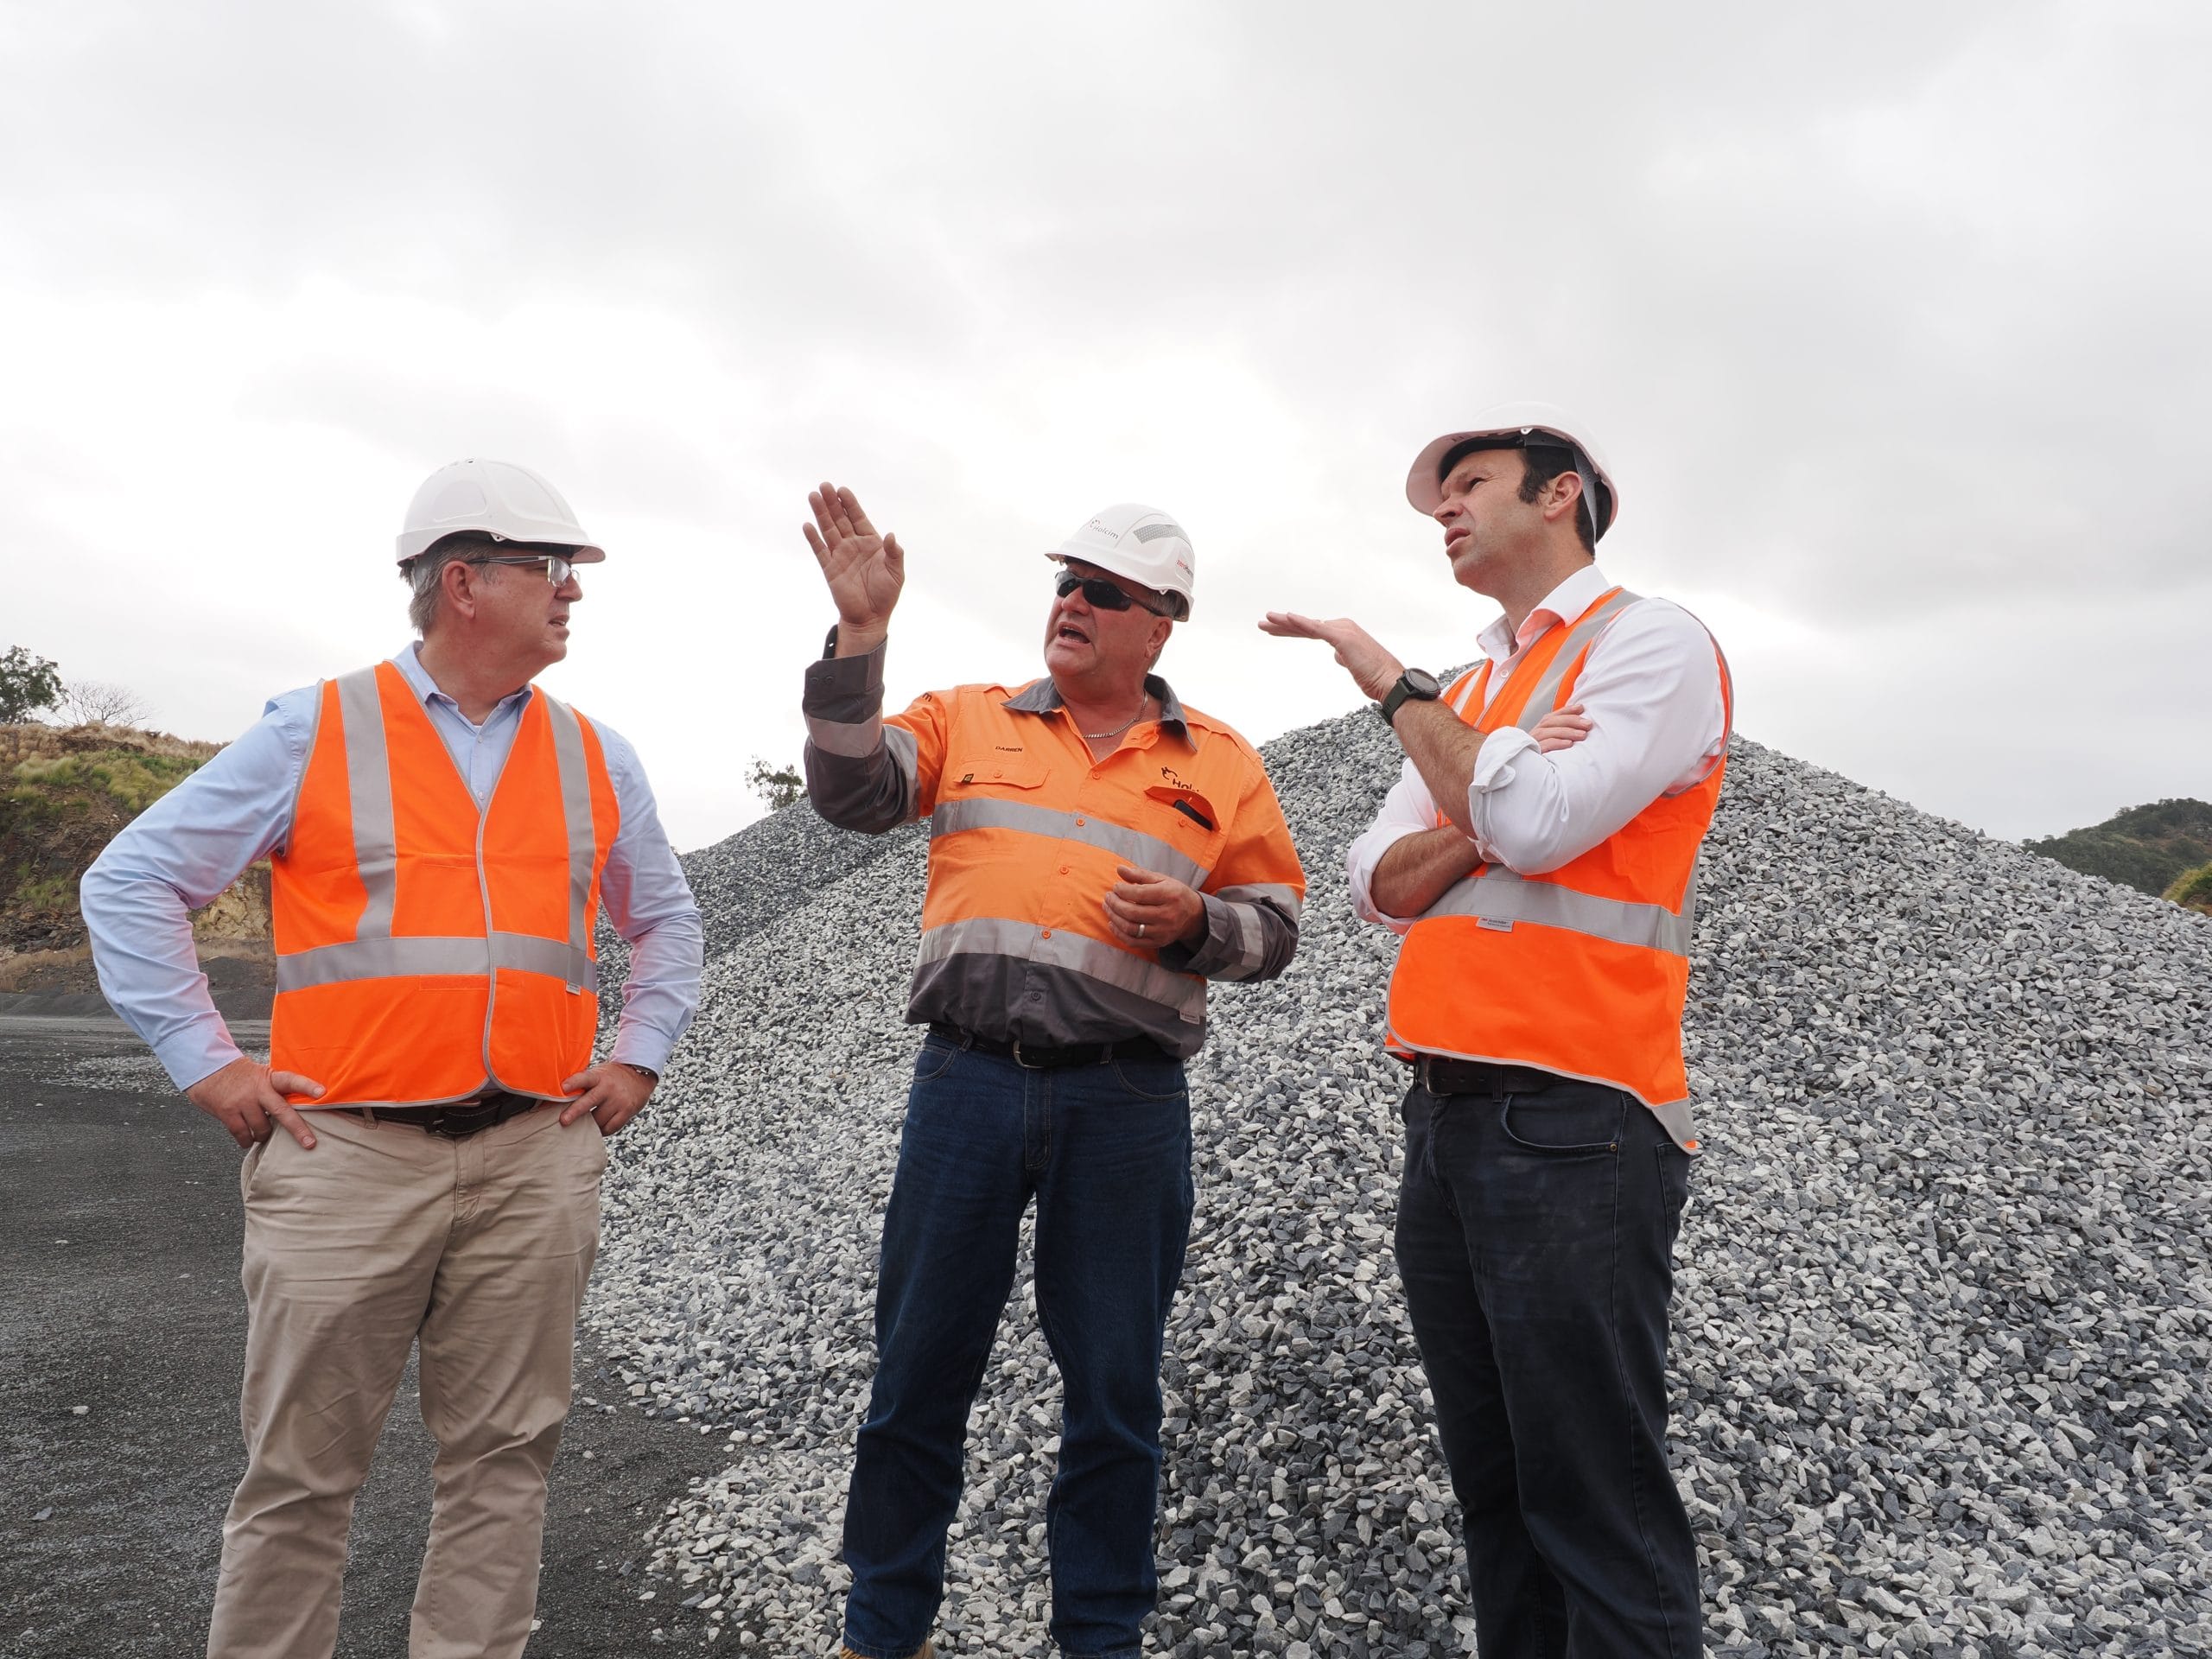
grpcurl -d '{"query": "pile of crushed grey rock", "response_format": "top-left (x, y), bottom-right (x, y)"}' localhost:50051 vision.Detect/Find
top-left (587, 701), bottom-right (2212, 1657)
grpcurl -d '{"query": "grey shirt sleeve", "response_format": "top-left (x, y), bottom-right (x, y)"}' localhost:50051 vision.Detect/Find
top-left (802, 636), bottom-right (924, 834)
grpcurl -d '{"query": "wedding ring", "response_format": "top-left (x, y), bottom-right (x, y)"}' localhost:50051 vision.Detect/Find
top-left (1140, 922), bottom-right (1147, 938)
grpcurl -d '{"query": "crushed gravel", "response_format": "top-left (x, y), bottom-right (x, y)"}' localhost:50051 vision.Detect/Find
top-left (587, 703), bottom-right (2212, 1657)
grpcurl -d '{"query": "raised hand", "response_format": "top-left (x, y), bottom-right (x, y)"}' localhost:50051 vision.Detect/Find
top-left (1257, 612), bottom-right (1404, 702)
top-left (802, 482), bottom-right (905, 652)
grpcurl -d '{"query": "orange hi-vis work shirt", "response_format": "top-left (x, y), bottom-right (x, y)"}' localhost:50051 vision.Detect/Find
top-left (1383, 587), bottom-right (1733, 1149)
top-left (803, 645), bottom-right (1305, 1059)
top-left (268, 661), bottom-right (620, 1107)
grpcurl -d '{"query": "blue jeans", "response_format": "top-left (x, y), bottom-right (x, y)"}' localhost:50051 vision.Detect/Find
top-left (840, 1035), bottom-right (1195, 1659)
top-left (1395, 1077), bottom-right (1702, 1659)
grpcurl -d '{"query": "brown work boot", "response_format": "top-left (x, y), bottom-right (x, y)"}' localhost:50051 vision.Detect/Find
top-left (837, 1646), bottom-right (933, 1659)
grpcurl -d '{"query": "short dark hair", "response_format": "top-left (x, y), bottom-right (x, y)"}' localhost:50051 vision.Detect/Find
top-left (1516, 447), bottom-right (1598, 555)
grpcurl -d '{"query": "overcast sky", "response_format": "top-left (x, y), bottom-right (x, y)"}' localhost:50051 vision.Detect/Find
top-left (6, 1), bottom-right (2206, 852)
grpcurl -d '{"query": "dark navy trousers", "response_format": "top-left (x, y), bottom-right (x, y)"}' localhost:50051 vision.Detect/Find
top-left (1395, 1077), bottom-right (1703, 1659)
top-left (840, 1034), bottom-right (1194, 1659)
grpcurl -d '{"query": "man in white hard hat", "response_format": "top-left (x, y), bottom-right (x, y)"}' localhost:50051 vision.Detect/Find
top-left (81, 458), bottom-right (703, 1659)
top-left (799, 486), bottom-right (1306, 1659)
top-left (1263, 407), bottom-right (1728, 1657)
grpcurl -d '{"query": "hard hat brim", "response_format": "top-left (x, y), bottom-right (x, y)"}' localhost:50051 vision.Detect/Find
top-left (395, 536), bottom-right (607, 565)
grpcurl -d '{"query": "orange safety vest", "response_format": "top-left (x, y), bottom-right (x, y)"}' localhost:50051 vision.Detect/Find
top-left (268, 662), bottom-right (620, 1107)
top-left (1384, 588), bottom-right (1732, 1147)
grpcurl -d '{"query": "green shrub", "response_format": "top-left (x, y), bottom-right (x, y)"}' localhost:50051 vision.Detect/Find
top-left (2166, 861), bottom-right (2212, 915)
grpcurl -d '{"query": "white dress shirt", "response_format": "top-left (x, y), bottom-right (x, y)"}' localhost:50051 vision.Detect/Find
top-left (1346, 563), bottom-right (1728, 931)
top-left (81, 643), bottom-right (703, 1090)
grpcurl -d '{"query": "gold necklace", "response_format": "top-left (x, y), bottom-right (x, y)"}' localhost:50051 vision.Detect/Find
top-left (1080, 696), bottom-right (1149, 740)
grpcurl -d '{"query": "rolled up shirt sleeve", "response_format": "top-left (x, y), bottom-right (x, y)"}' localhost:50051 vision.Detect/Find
top-left (79, 690), bottom-right (316, 1090)
top-left (593, 725), bottom-right (703, 1074)
top-left (1464, 601), bottom-right (1726, 875)
top-left (1345, 757), bottom-right (1447, 933)
top-left (802, 635), bottom-right (945, 833)
top-left (1154, 750), bottom-right (1306, 984)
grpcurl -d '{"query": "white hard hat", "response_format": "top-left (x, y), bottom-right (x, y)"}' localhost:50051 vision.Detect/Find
top-left (396, 458), bottom-right (606, 565)
top-left (1406, 402), bottom-right (1619, 540)
top-left (1044, 503), bottom-right (1195, 620)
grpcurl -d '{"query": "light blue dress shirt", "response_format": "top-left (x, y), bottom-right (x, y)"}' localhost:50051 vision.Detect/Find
top-left (80, 644), bottom-right (704, 1090)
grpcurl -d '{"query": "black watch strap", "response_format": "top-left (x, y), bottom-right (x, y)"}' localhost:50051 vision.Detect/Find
top-left (1379, 669), bottom-right (1443, 727)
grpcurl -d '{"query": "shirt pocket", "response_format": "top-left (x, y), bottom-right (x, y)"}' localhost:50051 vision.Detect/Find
top-left (942, 750), bottom-right (1049, 798)
top-left (1140, 784), bottom-right (1227, 881)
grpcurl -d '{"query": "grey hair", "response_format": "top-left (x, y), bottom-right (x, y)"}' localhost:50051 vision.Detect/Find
top-left (401, 536), bottom-right (496, 635)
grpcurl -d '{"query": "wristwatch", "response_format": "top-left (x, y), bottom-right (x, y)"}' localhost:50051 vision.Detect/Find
top-left (620, 1063), bottom-right (660, 1087)
top-left (1378, 667), bottom-right (1443, 727)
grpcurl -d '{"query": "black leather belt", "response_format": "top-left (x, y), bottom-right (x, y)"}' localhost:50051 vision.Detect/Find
top-left (928, 1021), bottom-right (1173, 1071)
top-left (334, 1091), bottom-right (544, 1140)
top-left (1406, 1056), bottom-right (1566, 1097)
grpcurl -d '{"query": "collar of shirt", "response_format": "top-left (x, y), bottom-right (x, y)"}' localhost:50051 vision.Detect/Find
top-left (1476, 563), bottom-right (1615, 667)
top-left (1002, 673), bottom-right (1191, 734)
top-left (391, 640), bottom-right (534, 733)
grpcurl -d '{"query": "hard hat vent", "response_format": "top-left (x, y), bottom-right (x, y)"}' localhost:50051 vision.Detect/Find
top-left (1132, 522), bottom-right (1186, 544)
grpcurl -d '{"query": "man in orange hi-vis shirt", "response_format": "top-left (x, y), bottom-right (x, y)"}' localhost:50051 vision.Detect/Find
top-left (798, 485), bottom-right (1305, 1659)
top-left (1265, 405), bottom-right (1729, 1659)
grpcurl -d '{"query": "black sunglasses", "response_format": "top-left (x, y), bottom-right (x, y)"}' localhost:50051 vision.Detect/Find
top-left (1054, 569), bottom-right (1167, 616)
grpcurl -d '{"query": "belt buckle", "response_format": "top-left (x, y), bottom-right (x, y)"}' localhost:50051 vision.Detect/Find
top-left (1010, 1039), bottom-right (1045, 1071)
top-left (428, 1100), bottom-right (499, 1140)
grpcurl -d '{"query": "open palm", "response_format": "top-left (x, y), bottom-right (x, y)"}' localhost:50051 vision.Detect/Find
top-left (803, 482), bottom-right (905, 634)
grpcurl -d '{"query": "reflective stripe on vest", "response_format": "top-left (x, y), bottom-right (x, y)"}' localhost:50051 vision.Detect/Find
top-left (268, 664), bottom-right (616, 1107)
top-left (1389, 588), bottom-right (1730, 1150)
top-left (931, 797), bottom-right (1213, 891)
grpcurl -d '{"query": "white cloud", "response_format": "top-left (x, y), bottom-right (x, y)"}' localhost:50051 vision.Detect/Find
top-left (4, 0), bottom-right (2206, 851)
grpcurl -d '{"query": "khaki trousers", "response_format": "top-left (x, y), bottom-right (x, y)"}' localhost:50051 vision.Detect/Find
top-left (207, 1104), bottom-right (607, 1659)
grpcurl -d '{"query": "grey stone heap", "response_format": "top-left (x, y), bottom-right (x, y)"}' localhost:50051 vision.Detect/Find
top-left (588, 703), bottom-right (2212, 1657)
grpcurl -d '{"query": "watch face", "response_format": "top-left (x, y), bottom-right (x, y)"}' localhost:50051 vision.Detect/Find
top-left (1407, 668), bottom-right (1442, 697)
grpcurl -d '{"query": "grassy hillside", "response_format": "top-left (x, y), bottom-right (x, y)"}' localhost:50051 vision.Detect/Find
top-left (2167, 861), bottom-right (2212, 916)
top-left (2024, 797), bottom-right (2212, 898)
top-left (0, 723), bottom-right (270, 995)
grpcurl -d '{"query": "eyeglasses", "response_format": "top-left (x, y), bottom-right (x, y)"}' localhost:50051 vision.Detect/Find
top-left (467, 553), bottom-right (576, 586)
top-left (1054, 569), bottom-right (1167, 616)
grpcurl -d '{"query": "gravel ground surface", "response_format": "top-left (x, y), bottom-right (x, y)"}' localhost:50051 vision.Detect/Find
top-left (588, 704), bottom-right (2212, 1658)
top-left (0, 1016), bottom-right (704, 1658)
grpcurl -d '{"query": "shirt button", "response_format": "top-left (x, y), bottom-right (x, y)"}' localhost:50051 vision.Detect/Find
top-left (1041, 929), bottom-right (1052, 939)
top-left (1074, 817), bottom-right (1085, 826)
top-left (1058, 865), bottom-right (1070, 874)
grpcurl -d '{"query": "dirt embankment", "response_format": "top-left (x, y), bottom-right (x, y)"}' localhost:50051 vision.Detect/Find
top-left (0, 723), bottom-right (272, 1002)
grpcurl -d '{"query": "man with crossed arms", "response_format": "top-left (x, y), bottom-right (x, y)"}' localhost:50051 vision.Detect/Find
top-left (1266, 404), bottom-right (1730, 1657)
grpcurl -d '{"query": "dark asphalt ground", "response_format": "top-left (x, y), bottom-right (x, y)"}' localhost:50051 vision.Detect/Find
top-left (0, 1017), bottom-right (721, 1658)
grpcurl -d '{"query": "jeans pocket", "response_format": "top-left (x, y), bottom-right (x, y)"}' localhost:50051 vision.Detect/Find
top-left (1656, 1135), bottom-right (1693, 1246)
top-left (913, 1035), bottom-right (962, 1084)
top-left (1109, 1056), bottom-right (1188, 1102)
top-left (1498, 1088), bottom-right (1625, 1154)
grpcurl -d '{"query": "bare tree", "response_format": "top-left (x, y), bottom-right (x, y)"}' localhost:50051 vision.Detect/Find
top-left (57, 679), bottom-right (150, 728)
